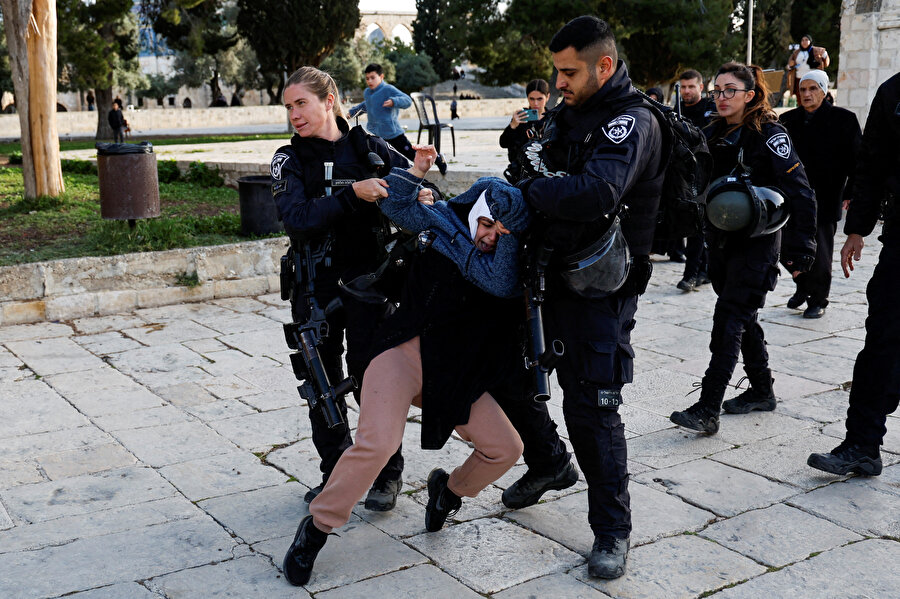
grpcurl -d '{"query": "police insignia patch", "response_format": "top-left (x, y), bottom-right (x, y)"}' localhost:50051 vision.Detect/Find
top-left (603, 114), bottom-right (636, 144)
top-left (766, 133), bottom-right (792, 159)
top-left (271, 153), bottom-right (289, 180)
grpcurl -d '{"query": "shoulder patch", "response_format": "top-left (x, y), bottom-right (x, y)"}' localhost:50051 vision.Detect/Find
top-left (271, 152), bottom-right (290, 180)
top-left (602, 114), bottom-right (636, 144)
top-left (272, 179), bottom-right (288, 197)
top-left (765, 132), bottom-right (792, 159)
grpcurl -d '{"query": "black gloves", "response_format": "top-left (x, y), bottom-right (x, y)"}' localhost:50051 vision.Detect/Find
top-left (781, 253), bottom-right (815, 273)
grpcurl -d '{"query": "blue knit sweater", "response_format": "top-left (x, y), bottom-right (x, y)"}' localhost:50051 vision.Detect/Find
top-left (380, 168), bottom-right (531, 298)
top-left (348, 82), bottom-right (412, 140)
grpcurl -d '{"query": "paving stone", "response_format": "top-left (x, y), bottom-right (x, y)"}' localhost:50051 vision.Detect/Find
top-left (182, 336), bottom-right (230, 353)
top-left (766, 345), bottom-right (855, 386)
top-left (700, 503), bottom-right (861, 567)
top-left (627, 429), bottom-right (734, 469)
top-left (633, 327), bottom-right (711, 361)
top-left (317, 564), bottom-right (481, 599)
top-left (788, 481), bottom-right (900, 537)
top-left (1, 426), bottom-right (112, 462)
top-left (158, 450), bottom-right (287, 501)
top-left (192, 311), bottom-right (279, 335)
top-left (668, 360), bottom-right (835, 399)
top-left (737, 321), bottom-right (825, 348)
top-left (197, 348), bottom-right (281, 377)
top-left (0, 322), bottom-right (73, 343)
top-left (183, 398), bottom-right (260, 421)
top-left (0, 459), bottom-right (44, 488)
top-left (207, 407), bottom-right (310, 452)
top-left (0, 516), bottom-right (236, 599)
top-left (492, 573), bottom-right (612, 599)
top-left (198, 372), bottom-right (268, 400)
top-left (73, 331), bottom-right (143, 355)
top-left (0, 496), bottom-right (197, 554)
top-left (0, 379), bottom-right (90, 438)
top-left (71, 314), bottom-right (146, 335)
top-left (259, 305), bottom-right (293, 324)
top-left (712, 411), bottom-right (815, 446)
top-left (408, 478), bottom-right (506, 525)
top-left (211, 296), bottom-right (271, 312)
top-left (65, 582), bottom-right (163, 599)
top-left (0, 502), bottom-right (12, 530)
top-left (121, 319), bottom-right (220, 346)
top-left (711, 429), bottom-right (851, 490)
top-left (845, 462), bottom-right (900, 497)
top-left (620, 404), bottom-right (676, 436)
top-left (713, 539), bottom-right (900, 598)
top-left (626, 368), bottom-right (701, 403)
top-left (219, 330), bottom-right (289, 360)
top-left (153, 381), bottom-right (220, 407)
top-left (5, 337), bottom-right (103, 376)
top-left (355, 492), bottom-right (442, 539)
top-left (148, 555), bottom-right (301, 598)
top-left (790, 335), bottom-right (866, 359)
top-left (107, 343), bottom-right (209, 384)
top-left (762, 306), bottom-right (867, 334)
top-left (66, 388), bottom-right (167, 418)
top-left (636, 459), bottom-right (798, 517)
top-left (573, 534), bottom-right (766, 599)
top-left (406, 518), bottom-right (583, 595)
top-left (43, 365), bottom-right (143, 395)
top-left (135, 302), bottom-right (234, 323)
top-left (264, 441), bottom-right (331, 492)
top-left (114, 421), bottom-right (237, 467)
top-left (39, 442), bottom-right (136, 480)
top-left (776, 389), bottom-right (851, 424)
top-left (93, 404), bottom-right (192, 431)
top-left (198, 482), bottom-right (308, 544)
top-left (1, 466), bottom-right (176, 524)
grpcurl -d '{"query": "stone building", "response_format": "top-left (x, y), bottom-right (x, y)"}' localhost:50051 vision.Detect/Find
top-left (837, 0), bottom-right (900, 122)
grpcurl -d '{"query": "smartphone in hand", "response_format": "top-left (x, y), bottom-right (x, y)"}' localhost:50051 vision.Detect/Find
top-left (523, 108), bottom-right (539, 122)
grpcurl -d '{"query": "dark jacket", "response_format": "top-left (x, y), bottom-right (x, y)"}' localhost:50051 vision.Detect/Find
top-left (270, 118), bottom-right (409, 289)
top-left (780, 101), bottom-right (862, 223)
top-left (845, 72), bottom-right (900, 241)
top-left (705, 120), bottom-right (817, 264)
top-left (519, 60), bottom-right (664, 259)
top-left (678, 98), bottom-right (716, 130)
top-left (107, 108), bottom-right (125, 130)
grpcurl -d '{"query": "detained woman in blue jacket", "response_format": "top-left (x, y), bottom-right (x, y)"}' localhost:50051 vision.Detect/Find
top-left (282, 145), bottom-right (531, 587)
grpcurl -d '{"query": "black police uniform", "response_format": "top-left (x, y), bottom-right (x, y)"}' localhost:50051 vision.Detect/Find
top-left (499, 118), bottom-right (543, 183)
top-left (780, 100), bottom-right (862, 310)
top-left (518, 61), bottom-right (664, 539)
top-left (841, 72), bottom-right (900, 450)
top-left (699, 120), bottom-right (816, 408)
top-left (678, 98), bottom-right (716, 286)
top-left (271, 118), bottom-right (408, 488)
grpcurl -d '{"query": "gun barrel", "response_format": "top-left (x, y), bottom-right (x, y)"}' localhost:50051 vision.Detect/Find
top-left (299, 329), bottom-right (346, 429)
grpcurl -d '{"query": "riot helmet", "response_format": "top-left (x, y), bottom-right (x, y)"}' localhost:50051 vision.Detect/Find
top-left (705, 174), bottom-right (789, 237)
top-left (560, 216), bottom-right (631, 298)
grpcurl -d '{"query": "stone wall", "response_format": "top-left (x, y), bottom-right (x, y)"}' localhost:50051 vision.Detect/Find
top-left (0, 99), bottom-right (525, 140)
top-left (0, 239), bottom-right (289, 326)
top-left (837, 0), bottom-right (900, 124)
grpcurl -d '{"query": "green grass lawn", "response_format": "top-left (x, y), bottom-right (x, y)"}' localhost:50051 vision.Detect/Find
top-left (0, 133), bottom-right (286, 157)
top-left (0, 163), bottom-right (280, 267)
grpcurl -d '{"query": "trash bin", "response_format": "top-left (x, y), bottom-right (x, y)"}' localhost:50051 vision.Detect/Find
top-left (96, 142), bottom-right (160, 222)
top-left (238, 175), bottom-right (283, 236)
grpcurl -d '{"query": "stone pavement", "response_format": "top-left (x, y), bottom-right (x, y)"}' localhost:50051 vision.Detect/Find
top-left (2, 227), bottom-right (898, 598)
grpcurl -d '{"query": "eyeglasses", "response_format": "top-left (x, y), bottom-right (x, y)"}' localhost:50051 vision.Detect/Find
top-left (710, 88), bottom-right (752, 100)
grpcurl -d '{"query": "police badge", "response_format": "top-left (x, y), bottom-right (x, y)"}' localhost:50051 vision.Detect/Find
top-left (766, 133), bottom-right (792, 159)
top-left (271, 152), bottom-right (290, 180)
top-left (602, 114), bottom-right (636, 144)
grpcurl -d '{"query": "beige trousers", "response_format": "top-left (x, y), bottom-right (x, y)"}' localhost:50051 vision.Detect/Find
top-left (309, 337), bottom-right (523, 532)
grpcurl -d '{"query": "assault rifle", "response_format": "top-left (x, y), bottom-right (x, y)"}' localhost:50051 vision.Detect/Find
top-left (281, 162), bottom-right (356, 428)
top-left (522, 243), bottom-right (565, 401)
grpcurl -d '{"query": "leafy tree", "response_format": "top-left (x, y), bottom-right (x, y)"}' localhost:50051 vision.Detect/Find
top-left (745, 0), bottom-right (794, 70)
top-left (137, 72), bottom-right (182, 105)
top-left (236, 0), bottom-right (359, 103)
top-left (57, 0), bottom-right (146, 139)
top-left (412, 0), bottom-right (464, 80)
top-left (385, 42), bottom-right (440, 93)
top-left (320, 40), bottom-right (365, 96)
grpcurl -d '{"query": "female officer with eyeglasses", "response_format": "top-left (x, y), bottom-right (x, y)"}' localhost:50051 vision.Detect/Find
top-left (669, 62), bottom-right (816, 435)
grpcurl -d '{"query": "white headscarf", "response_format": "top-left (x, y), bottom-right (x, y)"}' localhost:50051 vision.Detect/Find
top-left (800, 70), bottom-right (829, 95)
top-left (468, 190), bottom-right (492, 240)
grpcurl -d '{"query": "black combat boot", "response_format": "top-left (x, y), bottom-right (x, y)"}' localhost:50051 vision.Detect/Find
top-left (304, 483), bottom-right (324, 503)
top-left (808, 442), bottom-right (882, 476)
top-left (424, 468), bottom-right (461, 532)
top-left (282, 515), bottom-right (328, 586)
top-left (588, 535), bottom-right (629, 579)
top-left (364, 477), bottom-right (403, 511)
top-left (670, 402), bottom-right (720, 434)
top-left (502, 461), bottom-right (579, 509)
top-left (723, 369), bottom-right (776, 414)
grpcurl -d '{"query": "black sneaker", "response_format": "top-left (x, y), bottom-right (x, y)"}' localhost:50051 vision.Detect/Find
top-left (668, 252), bottom-right (686, 263)
top-left (695, 273), bottom-right (711, 286)
top-left (803, 304), bottom-right (826, 319)
top-left (786, 292), bottom-right (808, 310)
top-left (722, 388), bottom-right (776, 414)
top-left (304, 483), bottom-right (324, 503)
top-left (282, 515), bottom-right (328, 586)
top-left (808, 443), bottom-right (882, 476)
top-left (588, 535), bottom-right (629, 579)
top-left (676, 278), bottom-right (696, 292)
top-left (425, 468), bottom-right (461, 532)
top-left (670, 402), bottom-right (720, 434)
top-left (364, 477), bottom-right (402, 511)
top-left (502, 461), bottom-right (579, 509)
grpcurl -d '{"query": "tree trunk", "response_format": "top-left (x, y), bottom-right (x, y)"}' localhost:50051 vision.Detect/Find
top-left (95, 87), bottom-right (114, 140)
top-left (1, 0), bottom-right (36, 198)
top-left (27, 0), bottom-right (63, 196)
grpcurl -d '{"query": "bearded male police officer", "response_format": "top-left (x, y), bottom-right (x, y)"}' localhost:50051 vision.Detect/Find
top-left (511, 15), bottom-right (663, 578)
top-left (808, 71), bottom-right (900, 476)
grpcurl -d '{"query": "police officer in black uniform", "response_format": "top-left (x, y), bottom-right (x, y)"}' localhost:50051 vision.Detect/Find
top-left (780, 70), bottom-right (862, 318)
top-left (670, 62), bottom-right (817, 434)
top-left (808, 71), bottom-right (900, 476)
top-left (511, 16), bottom-right (664, 579)
top-left (271, 66), bottom-right (427, 510)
